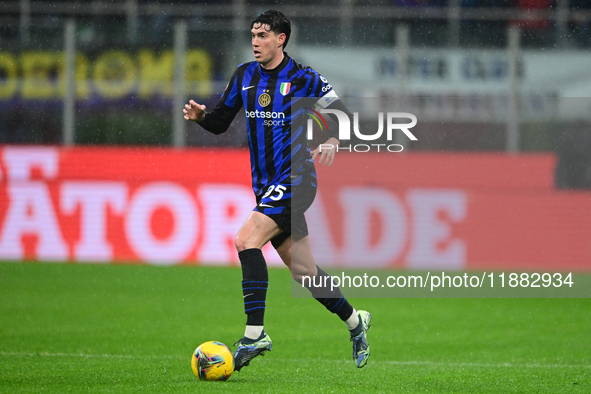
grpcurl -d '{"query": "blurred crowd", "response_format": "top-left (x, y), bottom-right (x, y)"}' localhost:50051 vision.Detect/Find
top-left (29, 0), bottom-right (591, 7)
top-left (391, 0), bottom-right (590, 7)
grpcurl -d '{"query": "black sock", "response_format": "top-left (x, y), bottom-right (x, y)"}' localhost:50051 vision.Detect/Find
top-left (238, 248), bottom-right (268, 326)
top-left (304, 266), bottom-right (354, 322)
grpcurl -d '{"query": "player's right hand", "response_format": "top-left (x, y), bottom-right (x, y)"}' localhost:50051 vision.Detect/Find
top-left (183, 99), bottom-right (206, 122)
top-left (311, 137), bottom-right (339, 167)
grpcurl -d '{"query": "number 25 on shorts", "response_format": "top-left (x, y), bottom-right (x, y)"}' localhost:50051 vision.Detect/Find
top-left (262, 185), bottom-right (287, 201)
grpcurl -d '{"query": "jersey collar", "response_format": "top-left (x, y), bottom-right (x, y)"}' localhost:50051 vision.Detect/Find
top-left (259, 52), bottom-right (290, 76)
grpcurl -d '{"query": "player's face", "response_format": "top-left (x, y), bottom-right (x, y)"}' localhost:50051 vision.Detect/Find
top-left (251, 23), bottom-right (285, 68)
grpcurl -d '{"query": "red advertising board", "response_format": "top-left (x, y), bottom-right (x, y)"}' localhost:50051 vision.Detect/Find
top-left (312, 153), bottom-right (591, 271)
top-left (0, 146), bottom-right (589, 271)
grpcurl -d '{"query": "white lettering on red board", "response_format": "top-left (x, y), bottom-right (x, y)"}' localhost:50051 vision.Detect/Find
top-left (0, 148), bottom-right (67, 260)
top-left (406, 189), bottom-right (467, 269)
top-left (61, 182), bottom-right (127, 262)
top-left (0, 147), bottom-right (467, 268)
top-left (125, 182), bottom-right (199, 265)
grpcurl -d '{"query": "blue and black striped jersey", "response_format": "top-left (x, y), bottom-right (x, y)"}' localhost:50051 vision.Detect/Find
top-left (199, 53), bottom-right (339, 196)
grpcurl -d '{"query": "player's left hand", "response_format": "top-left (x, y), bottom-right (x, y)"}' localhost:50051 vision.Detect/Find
top-left (311, 137), bottom-right (340, 167)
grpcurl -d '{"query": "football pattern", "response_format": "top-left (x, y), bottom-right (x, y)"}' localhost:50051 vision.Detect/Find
top-left (191, 341), bottom-right (234, 381)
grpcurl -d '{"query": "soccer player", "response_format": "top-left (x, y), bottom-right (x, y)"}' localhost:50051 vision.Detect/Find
top-left (183, 10), bottom-right (372, 370)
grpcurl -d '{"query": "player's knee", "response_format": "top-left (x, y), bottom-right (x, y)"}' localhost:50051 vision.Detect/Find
top-left (234, 235), bottom-right (249, 252)
top-left (234, 233), bottom-right (261, 252)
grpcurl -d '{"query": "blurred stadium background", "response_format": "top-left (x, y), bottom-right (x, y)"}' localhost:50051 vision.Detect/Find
top-left (1, 3), bottom-right (591, 392)
top-left (0, 0), bottom-right (590, 271)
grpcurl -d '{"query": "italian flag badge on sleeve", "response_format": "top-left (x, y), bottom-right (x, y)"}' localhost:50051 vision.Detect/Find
top-left (280, 82), bottom-right (291, 96)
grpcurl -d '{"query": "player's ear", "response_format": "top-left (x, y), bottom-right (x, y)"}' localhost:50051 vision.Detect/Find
top-left (277, 32), bottom-right (286, 48)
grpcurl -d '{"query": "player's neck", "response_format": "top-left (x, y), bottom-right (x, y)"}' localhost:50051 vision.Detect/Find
top-left (260, 51), bottom-right (285, 71)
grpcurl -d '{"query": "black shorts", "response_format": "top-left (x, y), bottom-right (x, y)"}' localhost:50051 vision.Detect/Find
top-left (253, 173), bottom-right (317, 249)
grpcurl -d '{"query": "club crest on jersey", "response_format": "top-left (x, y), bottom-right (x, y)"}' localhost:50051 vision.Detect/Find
top-left (258, 93), bottom-right (271, 107)
top-left (279, 82), bottom-right (291, 96)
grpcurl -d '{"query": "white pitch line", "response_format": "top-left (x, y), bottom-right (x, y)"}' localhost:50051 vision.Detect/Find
top-left (0, 351), bottom-right (186, 360)
top-left (257, 358), bottom-right (591, 369)
top-left (375, 360), bottom-right (591, 369)
top-left (1, 352), bottom-right (589, 369)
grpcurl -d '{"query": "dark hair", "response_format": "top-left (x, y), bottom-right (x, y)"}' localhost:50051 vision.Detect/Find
top-left (250, 10), bottom-right (291, 49)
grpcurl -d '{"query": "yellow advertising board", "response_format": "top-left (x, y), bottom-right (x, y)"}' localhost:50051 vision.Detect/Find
top-left (0, 49), bottom-right (212, 100)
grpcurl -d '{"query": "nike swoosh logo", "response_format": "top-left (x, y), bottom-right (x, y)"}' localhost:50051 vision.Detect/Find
top-left (259, 203), bottom-right (273, 208)
top-left (243, 293), bottom-right (253, 298)
top-left (242, 86), bottom-right (254, 91)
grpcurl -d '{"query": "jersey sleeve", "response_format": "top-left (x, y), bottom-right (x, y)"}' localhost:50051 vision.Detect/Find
top-left (304, 69), bottom-right (340, 109)
top-left (307, 72), bottom-right (352, 142)
top-left (306, 71), bottom-right (334, 98)
top-left (197, 67), bottom-right (244, 135)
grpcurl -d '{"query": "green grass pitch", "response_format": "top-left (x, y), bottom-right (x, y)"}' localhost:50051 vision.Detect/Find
top-left (1, 262), bottom-right (590, 393)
